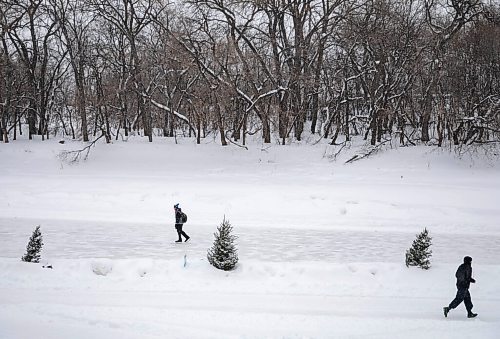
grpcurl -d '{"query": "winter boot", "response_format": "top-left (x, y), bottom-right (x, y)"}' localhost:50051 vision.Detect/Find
top-left (185, 236), bottom-right (190, 242)
top-left (467, 312), bottom-right (478, 318)
top-left (443, 307), bottom-right (450, 318)
top-left (175, 239), bottom-right (182, 243)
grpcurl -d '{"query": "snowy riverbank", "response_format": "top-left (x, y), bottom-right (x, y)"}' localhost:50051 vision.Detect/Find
top-left (1, 136), bottom-right (499, 338)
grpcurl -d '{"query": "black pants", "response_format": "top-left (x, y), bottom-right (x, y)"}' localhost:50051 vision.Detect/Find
top-left (175, 224), bottom-right (189, 241)
top-left (449, 287), bottom-right (473, 313)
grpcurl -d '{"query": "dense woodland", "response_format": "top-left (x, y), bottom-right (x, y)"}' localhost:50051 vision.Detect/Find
top-left (1, 0), bottom-right (499, 148)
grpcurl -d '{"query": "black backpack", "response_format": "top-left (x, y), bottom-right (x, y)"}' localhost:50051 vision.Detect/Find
top-left (181, 212), bottom-right (188, 223)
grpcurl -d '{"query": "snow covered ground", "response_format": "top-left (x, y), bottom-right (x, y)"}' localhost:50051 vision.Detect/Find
top-left (1, 135), bottom-right (500, 338)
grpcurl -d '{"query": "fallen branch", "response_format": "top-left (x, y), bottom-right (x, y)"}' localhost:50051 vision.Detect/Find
top-left (323, 140), bottom-right (350, 161)
top-left (225, 131), bottom-right (249, 150)
top-left (58, 135), bottom-right (104, 164)
top-left (345, 139), bottom-right (391, 164)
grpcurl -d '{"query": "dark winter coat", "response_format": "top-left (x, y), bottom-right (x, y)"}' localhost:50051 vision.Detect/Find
top-left (175, 209), bottom-right (184, 225)
top-left (455, 263), bottom-right (475, 289)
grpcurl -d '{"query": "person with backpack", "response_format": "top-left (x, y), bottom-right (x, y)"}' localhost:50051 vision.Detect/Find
top-left (443, 256), bottom-right (477, 318)
top-left (174, 203), bottom-right (190, 243)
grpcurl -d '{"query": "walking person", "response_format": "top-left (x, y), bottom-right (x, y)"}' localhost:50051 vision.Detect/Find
top-left (443, 256), bottom-right (477, 318)
top-left (174, 203), bottom-right (190, 243)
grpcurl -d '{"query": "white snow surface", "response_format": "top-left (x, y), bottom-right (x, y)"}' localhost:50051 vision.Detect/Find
top-left (1, 136), bottom-right (500, 338)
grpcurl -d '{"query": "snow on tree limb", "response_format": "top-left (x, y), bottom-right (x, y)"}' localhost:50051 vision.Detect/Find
top-left (148, 97), bottom-right (190, 124)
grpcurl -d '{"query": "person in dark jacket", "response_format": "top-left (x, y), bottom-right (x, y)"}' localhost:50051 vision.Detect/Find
top-left (174, 203), bottom-right (190, 243)
top-left (443, 256), bottom-right (477, 318)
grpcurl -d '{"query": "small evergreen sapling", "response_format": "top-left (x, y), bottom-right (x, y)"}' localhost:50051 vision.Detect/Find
top-left (405, 228), bottom-right (432, 269)
top-left (22, 225), bottom-right (43, 263)
top-left (207, 218), bottom-right (238, 271)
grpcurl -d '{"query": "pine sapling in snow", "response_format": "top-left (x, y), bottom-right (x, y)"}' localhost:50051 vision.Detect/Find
top-left (22, 225), bottom-right (43, 263)
top-left (207, 218), bottom-right (238, 271)
top-left (405, 228), bottom-right (432, 269)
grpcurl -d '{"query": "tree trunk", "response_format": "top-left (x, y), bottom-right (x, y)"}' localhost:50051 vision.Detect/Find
top-left (370, 109), bottom-right (378, 146)
top-left (216, 103), bottom-right (227, 146)
top-left (13, 109), bottom-right (17, 141)
top-left (293, 92), bottom-right (304, 141)
top-left (196, 116), bottom-right (201, 144)
top-left (262, 113), bottom-right (271, 144)
top-left (243, 112), bottom-right (247, 146)
top-left (345, 81), bottom-right (350, 141)
top-left (437, 114), bottom-right (443, 147)
top-left (278, 93), bottom-right (288, 140)
top-left (77, 83), bottom-right (88, 142)
top-left (1, 115), bottom-right (9, 143)
top-left (28, 98), bottom-right (37, 140)
top-left (421, 111), bottom-right (430, 142)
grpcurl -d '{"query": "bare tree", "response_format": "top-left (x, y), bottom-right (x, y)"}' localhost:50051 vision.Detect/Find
top-left (1, 0), bottom-right (498, 150)
top-left (50, 0), bottom-right (93, 141)
top-left (90, 0), bottom-right (167, 142)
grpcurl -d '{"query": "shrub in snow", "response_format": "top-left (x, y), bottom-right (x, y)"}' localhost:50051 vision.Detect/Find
top-left (207, 218), bottom-right (238, 271)
top-left (405, 228), bottom-right (432, 270)
top-left (21, 225), bottom-right (43, 263)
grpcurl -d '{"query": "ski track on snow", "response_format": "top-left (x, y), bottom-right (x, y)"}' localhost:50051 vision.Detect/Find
top-left (1, 217), bottom-right (499, 264)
